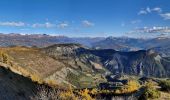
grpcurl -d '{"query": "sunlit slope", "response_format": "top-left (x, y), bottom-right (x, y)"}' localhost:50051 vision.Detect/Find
top-left (0, 46), bottom-right (105, 89)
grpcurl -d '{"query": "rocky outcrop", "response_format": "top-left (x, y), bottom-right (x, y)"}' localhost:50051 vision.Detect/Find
top-left (43, 44), bottom-right (170, 78)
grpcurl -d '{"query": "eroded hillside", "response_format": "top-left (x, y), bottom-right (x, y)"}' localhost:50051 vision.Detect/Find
top-left (0, 44), bottom-right (170, 90)
top-left (0, 45), bottom-right (106, 89)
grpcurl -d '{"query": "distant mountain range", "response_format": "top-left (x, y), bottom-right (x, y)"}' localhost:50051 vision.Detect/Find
top-left (0, 33), bottom-right (170, 57)
top-left (92, 36), bottom-right (170, 57)
top-left (92, 36), bottom-right (170, 50)
top-left (0, 33), bottom-right (169, 48)
top-left (0, 33), bottom-right (104, 47)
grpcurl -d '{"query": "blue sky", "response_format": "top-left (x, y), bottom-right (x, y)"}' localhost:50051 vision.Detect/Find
top-left (0, 0), bottom-right (170, 37)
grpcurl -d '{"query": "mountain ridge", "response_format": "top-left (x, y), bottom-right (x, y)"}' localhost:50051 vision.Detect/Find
top-left (0, 43), bottom-right (170, 89)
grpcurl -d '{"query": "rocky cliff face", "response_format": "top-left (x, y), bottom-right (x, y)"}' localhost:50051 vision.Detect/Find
top-left (42, 44), bottom-right (107, 88)
top-left (101, 50), bottom-right (168, 77)
top-left (43, 44), bottom-right (170, 78)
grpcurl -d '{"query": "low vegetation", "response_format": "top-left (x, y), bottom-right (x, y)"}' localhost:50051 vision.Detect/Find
top-left (140, 81), bottom-right (161, 99)
top-left (31, 86), bottom-right (94, 100)
top-left (31, 86), bottom-right (138, 100)
top-left (31, 80), bottom-right (140, 100)
top-left (159, 79), bottom-right (170, 92)
top-left (98, 80), bottom-right (140, 95)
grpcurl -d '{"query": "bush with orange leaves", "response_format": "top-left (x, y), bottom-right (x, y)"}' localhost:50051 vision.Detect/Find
top-left (139, 81), bottom-right (161, 99)
top-left (120, 80), bottom-right (140, 93)
top-left (59, 85), bottom-right (81, 100)
top-left (59, 90), bottom-right (80, 100)
top-left (0, 52), bottom-right (9, 64)
top-left (31, 80), bottom-right (140, 100)
top-left (90, 88), bottom-right (98, 95)
top-left (78, 88), bottom-right (95, 100)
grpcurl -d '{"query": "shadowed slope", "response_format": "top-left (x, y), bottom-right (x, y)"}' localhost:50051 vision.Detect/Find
top-left (0, 66), bottom-right (37, 100)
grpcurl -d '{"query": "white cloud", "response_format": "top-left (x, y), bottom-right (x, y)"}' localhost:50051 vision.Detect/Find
top-left (133, 26), bottom-right (170, 33)
top-left (82, 20), bottom-right (94, 27)
top-left (146, 7), bottom-right (151, 13)
top-left (131, 20), bottom-right (141, 24)
top-left (0, 21), bottom-right (25, 27)
top-left (138, 7), bottom-right (170, 20)
top-left (126, 26), bottom-right (170, 38)
top-left (0, 21), bottom-right (70, 29)
top-left (138, 7), bottom-right (162, 15)
top-left (160, 13), bottom-right (170, 20)
top-left (152, 7), bottom-right (162, 13)
top-left (32, 22), bottom-right (55, 28)
top-left (45, 22), bottom-right (55, 28)
top-left (138, 10), bottom-right (147, 15)
top-left (57, 22), bottom-right (68, 29)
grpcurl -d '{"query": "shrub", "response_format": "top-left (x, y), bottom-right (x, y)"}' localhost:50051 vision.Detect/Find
top-left (99, 89), bottom-right (111, 94)
top-left (31, 86), bottom-right (81, 100)
top-left (78, 88), bottom-right (95, 100)
top-left (59, 91), bottom-right (79, 100)
top-left (47, 80), bottom-right (58, 87)
top-left (98, 80), bottom-right (140, 95)
top-left (120, 80), bottom-right (140, 94)
top-left (140, 81), bottom-right (161, 99)
top-left (159, 80), bottom-right (170, 92)
top-left (143, 87), bottom-right (160, 99)
top-left (90, 88), bottom-right (98, 95)
top-left (59, 85), bottom-right (80, 100)
top-left (31, 86), bottom-right (60, 100)
top-left (112, 95), bottom-right (137, 100)
top-left (30, 74), bottom-right (43, 84)
top-left (1, 53), bottom-right (8, 64)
